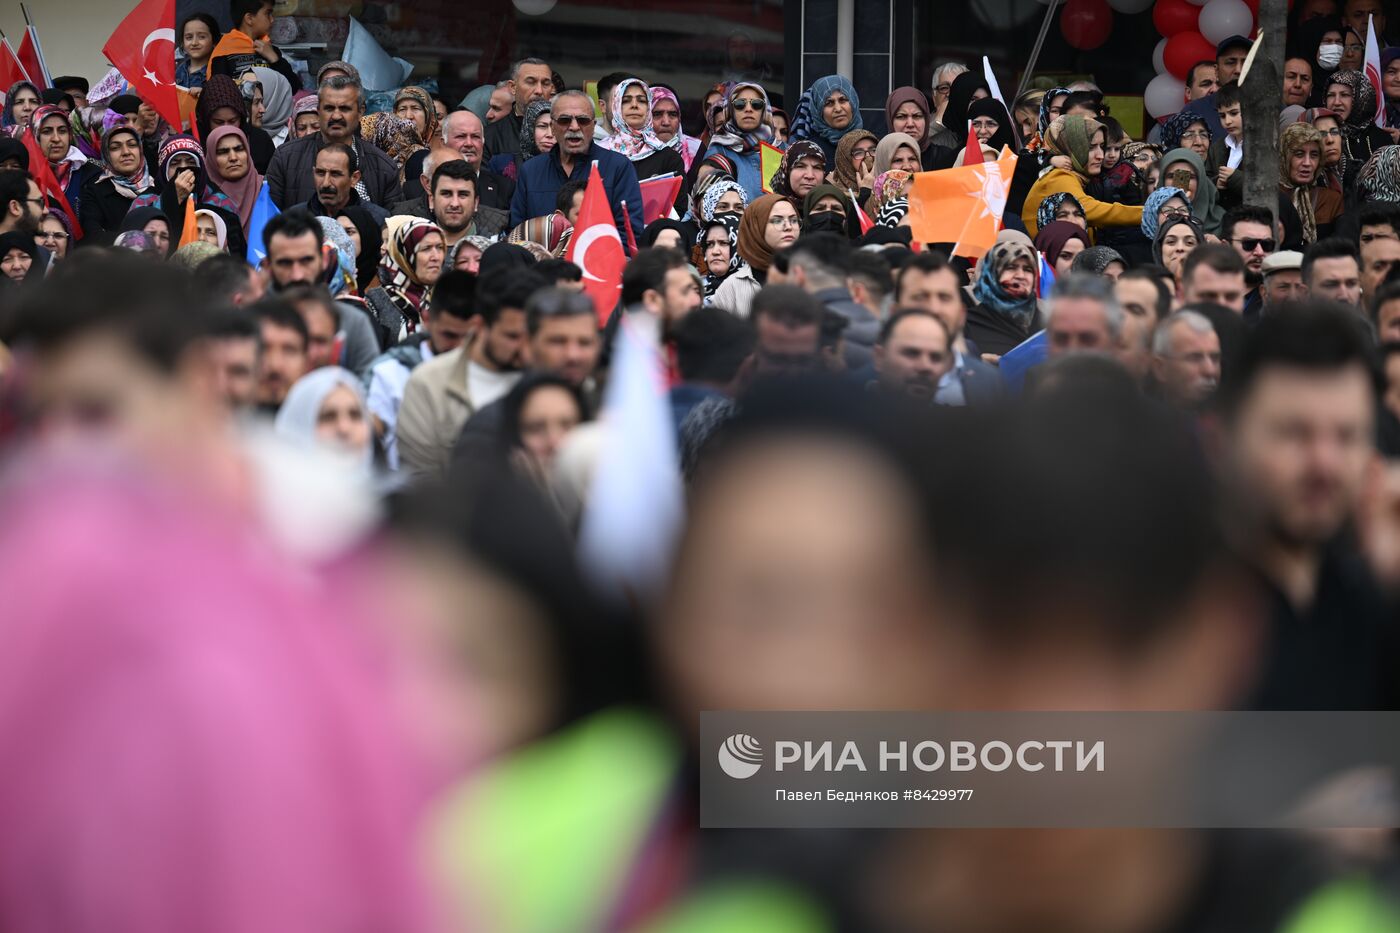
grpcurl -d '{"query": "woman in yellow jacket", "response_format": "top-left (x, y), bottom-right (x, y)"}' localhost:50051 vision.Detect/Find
top-left (1022, 114), bottom-right (1143, 238)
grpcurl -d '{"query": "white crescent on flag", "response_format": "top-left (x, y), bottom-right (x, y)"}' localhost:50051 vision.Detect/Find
top-left (573, 223), bottom-right (622, 283)
top-left (141, 28), bottom-right (174, 85)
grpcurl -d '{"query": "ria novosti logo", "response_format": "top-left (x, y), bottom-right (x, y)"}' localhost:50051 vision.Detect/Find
top-left (718, 733), bottom-right (763, 779)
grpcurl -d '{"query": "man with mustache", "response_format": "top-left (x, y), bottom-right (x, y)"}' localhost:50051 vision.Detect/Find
top-left (509, 90), bottom-right (644, 250)
top-left (267, 75), bottom-right (403, 210)
top-left (304, 144), bottom-right (389, 227)
top-left (441, 110), bottom-right (515, 211)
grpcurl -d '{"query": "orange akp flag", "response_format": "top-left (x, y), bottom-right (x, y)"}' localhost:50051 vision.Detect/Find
top-left (179, 194), bottom-right (199, 248)
top-left (906, 148), bottom-right (1017, 260)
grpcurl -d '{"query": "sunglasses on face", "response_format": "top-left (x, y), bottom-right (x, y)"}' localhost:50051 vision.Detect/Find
top-left (1232, 237), bottom-right (1276, 252)
top-left (732, 98), bottom-right (765, 111)
top-left (554, 114), bottom-right (594, 126)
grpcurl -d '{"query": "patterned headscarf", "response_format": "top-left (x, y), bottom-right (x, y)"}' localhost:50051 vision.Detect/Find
top-left (1329, 69), bottom-right (1379, 128)
top-left (1296, 107), bottom-right (1348, 191)
top-left (1359, 146), bottom-right (1400, 202)
top-left (865, 169), bottom-right (912, 217)
top-left (1141, 185), bottom-right (1189, 239)
top-left (709, 82), bottom-right (775, 153)
top-left (1160, 110), bottom-right (1211, 153)
top-left (508, 215), bottom-right (572, 258)
top-left (1038, 87), bottom-right (1071, 135)
top-left (97, 126), bottom-right (153, 199)
top-left (378, 218), bottom-right (444, 329)
top-left (359, 112), bottom-right (424, 175)
top-left (316, 215), bottom-right (358, 297)
top-left (1121, 141), bottom-right (1161, 168)
top-left (971, 229), bottom-right (1039, 326)
top-left (196, 75), bottom-right (248, 143)
top-left (876, 197), bottom-right (909, 228)
top-left (694, 214), bottom-right (742, 300)
top-left (832, 129), bottom-right (878, 193)
top-left (701, 178), bottom-right (748, 222)
top-left (1070, 245), bottom-right (1125, 276)
top-left (1035, 191), bottom-right (1084, 233)
top-left (651, 86), bottom-right (701, 169)
top-left (790, 75), bottom-right (863, 146)
top-left (600, 78), bottom-right (668, 162)
top-left (393, 86), bottom-right (440, 151)
top-left (1044, 114), bottom-right (1103, 179)
top-left (517, 99), bottom-right (554, 158)
top-left (770, 139), bottom-right (826, 197)
top-left (1280, 122), bottom-right (1326, 245)
top-left (736, 193), bottom-right (787, 273)
top-left (114, 229), bottom-right (158, 252)
top-left (32, 106), bottom-right (80, 187)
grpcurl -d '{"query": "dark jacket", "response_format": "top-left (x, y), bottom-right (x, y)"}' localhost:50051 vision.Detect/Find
top-left (209, 42), bottom-right (299, 91)
top-left (964, 301), bottom-right (1044, 358)
top-left (78, 177), bottom-right (154, 236)
top-left (266, 133), bottom-right (403, 210)
top-left (484, 110), bottom-right (523, 162)
top-left (472, 165), bottom-right (516, 213)
top-left (305, 188), bottom-right (388, 229)
top-left (510, 144), bottom-right (644, 248)
top-left (384, 195), bottom-right (509, 237)
top-left (812, 286), bottom-right (879, 370)
top-left (56, 162), bottom-right (102, 235)
top-left (952, 355), bottom-right (1005, 406)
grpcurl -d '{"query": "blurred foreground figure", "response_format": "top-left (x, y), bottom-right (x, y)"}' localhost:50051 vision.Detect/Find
top-left (0, 458), bottom-right (434, 933)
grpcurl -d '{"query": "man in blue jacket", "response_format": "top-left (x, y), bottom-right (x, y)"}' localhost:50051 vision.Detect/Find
top-left (510, 90), bottom-right (644, 250)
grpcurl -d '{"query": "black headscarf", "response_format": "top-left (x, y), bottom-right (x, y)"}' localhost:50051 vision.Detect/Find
top-left (0, 137), bottom-right (29, 172)
top-left (941, 72), bottom-right (991, 136)
top-left (340, 206), bottom-right (382, 294)
top-left (0, 231), bottom-right (41, 287)
top-left (1291, 15), bottom-right (1345, 105)
top-left (642, 219), bottom-right (690, 248)
top-left (966, 97), bottom-right (1018, 154)
top-left (479, 242), bottom-right (535, 276)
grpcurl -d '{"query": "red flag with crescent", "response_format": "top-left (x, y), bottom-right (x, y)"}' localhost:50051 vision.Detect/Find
top-left (103, 0), bottom-right (182, 128)
top-left (565, 162), bottom-right (626, 326)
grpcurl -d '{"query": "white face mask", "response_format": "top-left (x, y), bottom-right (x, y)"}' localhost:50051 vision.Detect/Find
top-left (1319, 43), bottom-right (1344, 68)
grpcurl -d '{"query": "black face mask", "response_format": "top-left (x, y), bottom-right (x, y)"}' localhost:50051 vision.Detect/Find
top-left (805, 210), bottom-right (848, 235)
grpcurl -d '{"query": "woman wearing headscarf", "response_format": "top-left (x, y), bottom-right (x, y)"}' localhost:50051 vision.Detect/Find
top-left (1280, 123), bottom-right (1344, 245)
top-left (460, 85), bottom-right (495, 123)
top-left (1160, 110), bottom-right (1213, 159)
top-left (702, 82), bottom-right (778, 201)
top-left (117, 206), bottom-right (173, 256)
top-left (290, 92), bottom-right (320, 140)
top-left (964, 98), bottom-right (1018, 155)
top-left (365, 218), bottom-right (447, 344)
top-left (360, 112), bottom-right (426, 192)
top-left (508, 212), bottom-right (574, 259)
top-left (275, 367), bottom-right (376, 477)
top-left (876, 197), bottom-right (910, 228)
top-left (195, 208), bottom-right (229, 250)
top-left (769, 139), bottom-right (828, 201)
top-left (489, 99), bottom-right (554, 183)
top-left (939, 72), bottom-right (991, 146)
top-left (252, 66), bottom-right (294, 147)
top-left (1158, 147), bottom-right (1225, 235)
top-left (641, 218), bottom-right (690, 250)
top-left (1296, 107), bottom-right (1348, 194)
top-left (699, 178), bottom-right (749, 222)
top-left (872, 132), bottom-right (924, 178)
top-left (31, 105), bottom-right (99, 229)
top-left (964, 229), bottom-right (1043, 356)
top-left (803, 183), bottom-right (856, 238)
top-left (885, 86), bottom-right (952, 170)
top-left (1036, 191), bottom-right (1088, 233)
top-left (1034, 221), bottom-right (1091, 277)
top-left (335, 206), bottom-right (382, 293)
top-left (316, 215), bottom-right (360, 298)
top-left (446, 235), bottom-right (495, 274)
top-left (394, 85), bottom-right (441, 200)
top-left (1022, 115), bottom-right (1143, 238)
top-left (831, 129), bottom-right (879, 204)
top-left (1325, 69), bottom-right (1392, 187)
top-left (130, 134), bottom-right (248, 258)
top-left (600, 78), bottom-right (687, 213)
top-left (694, 213), bottom-right (742, 304)
top-left (0, 230), bottom-right (41, 287)
top-left (197, 75), bottom-right (275, 174)
top-left (864, 170), bottom-right (913, 219)
top-left (1, 80), bottom-right (41, 135)
top-left (651, 85), bottom-right (702, 170)
top-left (1069, 245), bottom-right (1126, 278)
top-left (1360, 146), bottom-right (1400, 203)
top-left (204, 125), bottom-right (263, 238)
top-left (79, 126), bottom-right (157, 235)
top-left (1141, 185), bottom-right (1192, 242)
top-left (712, 193), bottom-right (796, 318)
top-left (1382, 47), bottom-right (1400, 131)
top-left (790, 75), bottom-right (862, 166)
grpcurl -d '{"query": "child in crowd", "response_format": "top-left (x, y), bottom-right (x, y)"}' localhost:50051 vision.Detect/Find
top-left (1211, 80), bottom-right (1245, 209)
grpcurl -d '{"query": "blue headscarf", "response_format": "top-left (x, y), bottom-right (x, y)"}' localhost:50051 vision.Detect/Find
top-left (1141, 185), bottom-right (1189, 239)
top-left (790, 75), bottom-right (863, 146)
top-left (971, 230), bottom-right (1040, 327)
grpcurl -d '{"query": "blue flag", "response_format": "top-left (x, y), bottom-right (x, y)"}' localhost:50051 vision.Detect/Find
top-left (1038, 251), bottom-right (1056, 299)
top-left (245, 182), bottom-right (279, 267)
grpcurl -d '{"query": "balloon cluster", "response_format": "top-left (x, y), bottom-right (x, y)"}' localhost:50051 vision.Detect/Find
top-left (1143, 0), bottom-right (1258, 118)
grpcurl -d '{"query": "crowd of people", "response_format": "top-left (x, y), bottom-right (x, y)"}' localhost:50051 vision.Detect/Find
top-left (6, 0), bottom-right (1400, 929)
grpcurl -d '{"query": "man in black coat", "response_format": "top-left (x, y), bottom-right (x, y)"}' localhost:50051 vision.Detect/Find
top-left (483, 57), bottom-right (557, 162)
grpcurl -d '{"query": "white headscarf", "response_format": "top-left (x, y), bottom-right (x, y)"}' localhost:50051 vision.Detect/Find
top-left (273, 367), bottom-right (373, 474)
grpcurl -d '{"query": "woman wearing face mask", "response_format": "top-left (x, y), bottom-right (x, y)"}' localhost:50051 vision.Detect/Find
top-left (1280, 123), bottom-right (1342, 246)
top-left (701, 83), bottom-right (777, 202)
top-left (885, 86), bottom-right (953, 170)
top-left (1158, 148), bottom-right (1225, 236)
top-left (694, 214), bottom-right (742, 304)
top-left (803, 184), bottom-right (855, 239)
top-left (1034, 221), bottom-right (1091, 278)
top-left (699, 178), bottom-right (749, 223)
top-left (1325, 69), bottom-right (1392, 186)
top-left (712, 194), bottom-right (798, 318)
top-left (965, 229), bottom-right (1043, 356)
top-left (790, 75), bottom-right (864, 167)
top-left (1153, 214), bottom-right (1206, 283)
top-left (79, 126), bottom-right (157, 235)
top-left (1022, 115), bottom-right (1143, 238)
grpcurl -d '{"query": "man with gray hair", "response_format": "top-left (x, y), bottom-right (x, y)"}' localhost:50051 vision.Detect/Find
top-left (1045, 273), bottom-right (1123, 359)
top-left (1151, 311), bottom-right (1222, 410)
top-left (485, 57), bottom-right (557, 161)
top-left (442, 109), bottom-right (515, 210)
top-left (266, 74), bottom-right (403, 209)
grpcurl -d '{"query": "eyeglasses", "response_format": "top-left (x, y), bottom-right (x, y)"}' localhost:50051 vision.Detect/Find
top-left (935, 83), bottom-right (952, 94)
top-left (1318, 127), bottom-right (1343, 138)
top-left (25, 197), bottom-right (45, 209)
top-left (553, 114), bottom-right (594, 126)
top-left (37, 229), bottom-right (69, 241)
top-left (852, 146), bottom-right (877, 158)
top-left (768, 216), bottom-right (801, 228)
top-left (1167, 351), bottom-right (1222, 366)
top-left (732, 98), bottom-right (765, 111)
top-left (1179, 130), bottom-right (1210, 141)
top-left (1232, 237), bottom-right (1276, 252)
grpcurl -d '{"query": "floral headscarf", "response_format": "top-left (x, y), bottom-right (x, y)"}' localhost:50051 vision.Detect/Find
top-left (1044, 114), bottom-right (1103, 179)
top-left (1036, 191), bottom-right (1084, 233)
top-left (876, 197), bottom-right (909, 228)
top-left (1141, 185), bottom-right (1189, 239)
top-left (790, 75), bottom-right (863, 146)
top-left (1359, 145), bottom-right (1400, 203)
top-left (768, 140), bottom-right (826, 198)
top-left (517, 99), bottom-right (554, 159)
top-left (393, 86), bottom-right (440, 150)
top-left (710, 82), bottom-right (775, 153)
top-left (600, 78), bottom-right (669, 162)
top-left (694, 214), bottom-right (742, 300)
top-left (865, 169), bottom-right (912, 217)
top-left (378, 218), bottom-right (443, 330)
top-left (701, 178), bottom-right (748, 222)
top-left (1038, 87), bottom-right (1070, 136)
top-left (651, 86), bottom-right (701, 169)
top-left (1328, 69), bottom-right (1380, 138)
top-left (1160, 110), bottom-right (1211, 153)
top-left (832, 129), bottom-right (878, 193)
top-left (1281, 122), bottom-right (1327, 244)
top-left (2, 80), bottom-right (40, 130)
top-left (359, 112), bottom-right (424, 178)
top-left (971, 229), bottom-right (1039, 326)
top-left (97, 126), bottom-right (153, 199)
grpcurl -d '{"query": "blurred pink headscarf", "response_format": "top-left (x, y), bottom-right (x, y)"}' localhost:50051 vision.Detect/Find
top-left (0, 458), bottom-right (436, 933)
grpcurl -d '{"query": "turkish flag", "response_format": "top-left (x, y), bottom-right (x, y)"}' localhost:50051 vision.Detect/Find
top-left (0, 39), bottom-right (30, 90)
top-left (565, 162), bottom-right (626, 326)
top-left (103, 0), bottom-right (182, 128)
top-left (962, 124), bottom-right (984, 166)
top-left (18, 26), bottom-right (49, 89)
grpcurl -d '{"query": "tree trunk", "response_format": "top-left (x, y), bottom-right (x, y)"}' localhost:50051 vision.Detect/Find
top-left (1241, 0), bottom-right (1289, 225)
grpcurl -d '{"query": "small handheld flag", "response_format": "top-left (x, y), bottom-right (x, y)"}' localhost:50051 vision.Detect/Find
top-left (760, 142), bottom-right (785, 194)
top-left (244, 181), bottom-right (280, 266)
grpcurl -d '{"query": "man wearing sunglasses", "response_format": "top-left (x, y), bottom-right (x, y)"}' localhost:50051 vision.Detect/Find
top-left (1221, 206), bottom-right (1278, 321)
top-left (509, 90), bottom-right (644, 250)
